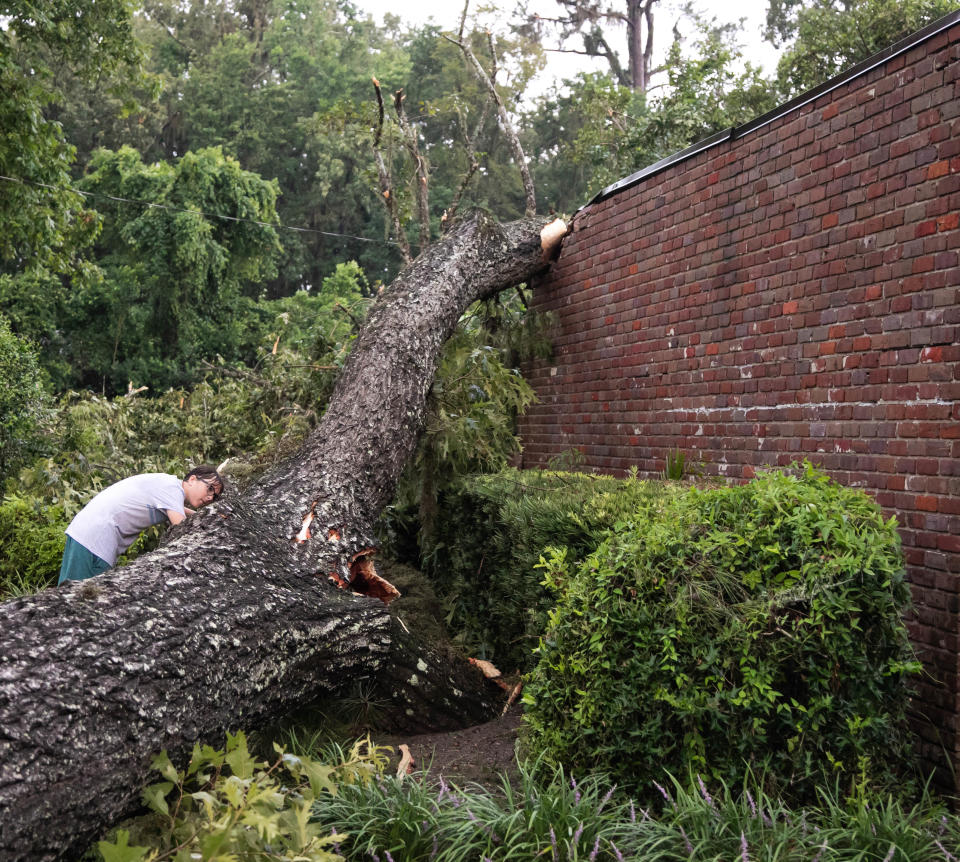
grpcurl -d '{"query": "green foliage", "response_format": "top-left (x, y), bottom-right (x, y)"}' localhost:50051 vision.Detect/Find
top-left (552, 16), bottom-right (778, 190)
top-left (769, 0), bottom-right (959, 96)
top-left (68, 145), bottom-right (282, 392)
top-left (661, 449), bottom-right (686, 481)
top-left (20, 373), bottom-right (315, 519)
top-left (311, 759), bottom-right (634, 861)
top-left (616, 771), bottom-right (960, 861)
top-left (385, 296), bottom-right (551, 561)
top-left (0, 315), bottom-right (50, 480)
top-left (0, 494), bottom-right (66, 598)
top-left (410, 468), bottom-right (672, 668)
top-left (96, 731), bottom-right (388, 861)
top-left (0, 0), bottom-right (138, 278)
top-left (308, 757), bottom-right (960, 861)
top-left (523, 464), bottom-right (921, 802)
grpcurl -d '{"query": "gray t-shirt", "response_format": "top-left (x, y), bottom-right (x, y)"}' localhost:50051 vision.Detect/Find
top-left (66, 473), bottom-right (185, 565)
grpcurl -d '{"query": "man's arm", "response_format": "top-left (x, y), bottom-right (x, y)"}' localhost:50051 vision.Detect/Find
top-left (166, 509), bottom-right (186, 525)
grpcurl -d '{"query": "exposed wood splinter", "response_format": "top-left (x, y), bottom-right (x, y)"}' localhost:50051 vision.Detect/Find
top-left (397, 743), bottom-right (415, 779)
top-left (327, 571), bottom-right (350, 589)
top-left (501, 680), bottom-right (524, 715)
top-left (468, 657), bottom-right (501, 679)
top-left (295, 509), bottom-right (315, 543)
top-left (348, 551), bottom-right (400, 605)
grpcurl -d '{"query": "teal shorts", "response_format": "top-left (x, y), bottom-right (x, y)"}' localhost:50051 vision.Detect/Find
top-left (58, 535), bottom-right (111, 585)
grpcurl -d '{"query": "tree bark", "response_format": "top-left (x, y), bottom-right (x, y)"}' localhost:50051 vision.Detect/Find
top-left (0, 212), bottom-right (565, 862)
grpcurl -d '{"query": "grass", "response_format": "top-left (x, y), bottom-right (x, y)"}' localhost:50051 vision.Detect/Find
top-left (306, 759), bottom-right (960, 861)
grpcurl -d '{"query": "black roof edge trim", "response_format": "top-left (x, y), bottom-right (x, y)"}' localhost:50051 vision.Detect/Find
top-left (584, 8), bottom-right (960, 210)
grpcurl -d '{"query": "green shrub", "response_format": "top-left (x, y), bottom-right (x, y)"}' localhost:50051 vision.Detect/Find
top-left (0, 494), bottom-right (66, 597)
top-left (0, 314), bottom-right (50, 481)
top-left (416, 468), bottom-right (673, 668)
top-left (523, 464), bottom-right (921, 802)
top-left (95, 731), bottom-right (387, 861)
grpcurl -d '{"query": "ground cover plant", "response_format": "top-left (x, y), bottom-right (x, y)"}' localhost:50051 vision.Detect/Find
top-left (98, 734), bottom-right (960, 861)
top-left (310, 765), bottom-right (960, 861)
top-left (523, 463), bottom-right (922, 803)
top-left (95, 731), bottom-right (388, 862)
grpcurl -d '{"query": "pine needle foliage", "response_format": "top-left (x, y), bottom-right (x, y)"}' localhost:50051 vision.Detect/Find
top-left (523, 463), bottom-right (921, 803)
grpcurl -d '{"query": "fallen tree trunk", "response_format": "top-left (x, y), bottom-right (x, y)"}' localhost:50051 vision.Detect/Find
top-left (0, 212), bottom-right (566, 861)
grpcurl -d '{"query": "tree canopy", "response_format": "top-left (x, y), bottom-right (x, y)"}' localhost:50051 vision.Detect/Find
top-left (2, 0), bottom-right (953, 560)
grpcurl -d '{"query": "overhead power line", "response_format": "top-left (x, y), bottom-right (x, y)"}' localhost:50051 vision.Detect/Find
top-left (0, 173), bottom-right (402, 247)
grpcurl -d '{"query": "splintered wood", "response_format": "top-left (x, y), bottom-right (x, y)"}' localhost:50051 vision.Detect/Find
top-left (295, 511), bottom-right (314, 543)
top-left (326, 551), bottom-right (401, 606)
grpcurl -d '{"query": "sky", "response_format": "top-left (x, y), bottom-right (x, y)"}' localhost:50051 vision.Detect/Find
top-left (352, 0), bottom-right (784, 96)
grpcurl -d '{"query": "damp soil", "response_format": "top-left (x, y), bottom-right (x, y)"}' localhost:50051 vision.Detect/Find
top-left (372, 702), bottom-right (524, 792)
top-left (372, 558), bottom-right (526, 791)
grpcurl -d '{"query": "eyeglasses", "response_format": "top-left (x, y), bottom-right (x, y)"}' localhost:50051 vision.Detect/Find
top-left (199, 477), bottom-right (223, 501)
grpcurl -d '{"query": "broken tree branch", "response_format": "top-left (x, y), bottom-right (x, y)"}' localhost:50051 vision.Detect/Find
top-left (444, 32), bottom-right (537, 218)
top-left (393, 88), bottom-right (431, 253)
top-left (372, 77), bottom-right (412, 265)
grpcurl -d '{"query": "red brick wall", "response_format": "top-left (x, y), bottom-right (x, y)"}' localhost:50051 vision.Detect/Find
top-left (520, 20), bottom-right (960, 780)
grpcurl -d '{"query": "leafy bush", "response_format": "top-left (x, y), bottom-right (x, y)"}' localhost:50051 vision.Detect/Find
top-left (523, 464), bottom-right (921, 802)
top-left (414, 468), bottom-right (672, 668)
top-left (96, 731), bottom-right (387, 862)
top-left (0, 494), bottom-right (66, 597)
top-left (0, 314), bottom-right (50, 480)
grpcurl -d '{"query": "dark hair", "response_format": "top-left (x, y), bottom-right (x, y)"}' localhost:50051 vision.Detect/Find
top-left (184, 465), bottom-right (224, 500)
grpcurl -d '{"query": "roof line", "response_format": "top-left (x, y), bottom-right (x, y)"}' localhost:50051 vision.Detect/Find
top-left (586, 9), bottom-right (960, 208)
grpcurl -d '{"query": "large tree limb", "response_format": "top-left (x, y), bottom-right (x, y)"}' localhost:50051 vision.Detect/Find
top-left (0, 212), bottom-right (567, 861)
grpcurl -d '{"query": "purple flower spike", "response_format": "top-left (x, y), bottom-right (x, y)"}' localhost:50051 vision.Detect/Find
top-left (598, 785), bottom-right (616, 813)
top-left (550, 826), bottom-right (558, 862)
top-left (680, 825), bottom-right (694, 856)
top-left (571, 774), bottom-right (581, 804)
top-left (629, 800), bottom-right (636, 823)
top-left (572, 822), bottom-right (584, 848)
top-left (810, 839), bottom-right (828, 862)
top-left (385, 852), bottom-right (395, 862)
top-left (740, 831), bottom-right (749, 862)
top-left (697, 774), bottom-right (715, 809)
top-left (430, 835), bottom-right (438, 861)
top-left (882, 845), bottom-right (895, 862)
top-left (611, 842), bottom-right (626, 862)
top-left (745, 789), bottom-right (757, 818)
top-left (589, 835), bottom-right (601, 861)
top-left (653, 780), bottom-right (674, 808)
top-left (935, 839), bottom-right (958, 862)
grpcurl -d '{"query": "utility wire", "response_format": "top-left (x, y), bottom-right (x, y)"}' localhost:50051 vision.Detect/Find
top-left (0, 173), bottom-right (402, 247)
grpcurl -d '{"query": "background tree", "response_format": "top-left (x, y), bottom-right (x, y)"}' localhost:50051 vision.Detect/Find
top-left (0, 316), bottom-right (49, 482)
top-left (524, 0), bottom-right (663, 91)
top-left (0, 0), bottom-right (139, 278)
top-left (58, 145), bottom-right (283, 393)
top-left (767, 0), bottom-right (959, 95)
top-left (527, 14), bottom-right (777, 193)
